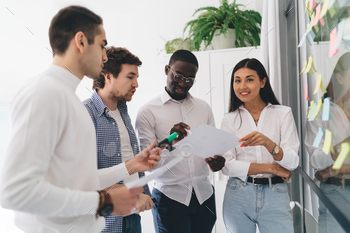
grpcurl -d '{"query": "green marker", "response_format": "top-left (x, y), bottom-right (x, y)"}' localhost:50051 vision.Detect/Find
top-left (156, 132), bottom-right (178, 148)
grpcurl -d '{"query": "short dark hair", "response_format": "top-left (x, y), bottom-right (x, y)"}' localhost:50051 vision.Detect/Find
top-left (229, 58), bottom-right (280, 113)
top-left (49, 5), bottom-right (103, 55)
top-left (93, 47), bottom-right (142, 90)
top-left (168, 50), bottom-right (198, 68)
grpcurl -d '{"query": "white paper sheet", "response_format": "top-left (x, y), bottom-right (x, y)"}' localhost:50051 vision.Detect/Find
top-left (173, 123), bottom-right (240, 159)
top-left (125, 156), bottom-right (184, 189)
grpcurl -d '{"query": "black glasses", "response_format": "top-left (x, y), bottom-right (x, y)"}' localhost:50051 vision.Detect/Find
top-left (169, 66), bottom-right (196, 86)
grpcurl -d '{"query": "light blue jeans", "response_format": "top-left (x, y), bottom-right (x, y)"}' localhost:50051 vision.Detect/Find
top-left (223, 177), bottom-right (293, 233)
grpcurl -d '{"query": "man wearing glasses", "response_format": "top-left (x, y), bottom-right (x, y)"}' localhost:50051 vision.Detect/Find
top-left (135, 50), bottom-right (219, 233)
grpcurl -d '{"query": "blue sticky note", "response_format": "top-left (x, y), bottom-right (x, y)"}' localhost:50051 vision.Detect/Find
top-left (322, 97), bottom-right (331, 121)
top-left (298, 32), bottom-right (308, 47)
top-left (309, 102), bottom-right (318, 121)
top-left (338, 0), bottom-right (347, 7)
top-left (309, 29), bottom-right (316, 40)
top-left (328, 0), bottom-right (335, 9)
top-left (306, 35), bottom-right (312, 46)
top-left (313, 128), bottom-right (325, 147)
top-left (334, 19), bottom-right (346, 51)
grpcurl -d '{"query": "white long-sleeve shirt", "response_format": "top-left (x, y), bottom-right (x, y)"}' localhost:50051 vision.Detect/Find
top-left (221, 103), bottom-right (300, 180)
top-left (0, 65), bottom-right (129, 233)
top-left (135, 90), bottom-right (215, 206)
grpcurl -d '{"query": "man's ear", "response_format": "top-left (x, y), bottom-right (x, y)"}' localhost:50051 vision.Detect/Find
top-left (104, 73), bottom-right (112, 84)
top-left (74, 31), bottom-right (86, 53)
top-left (165, 65), bottom-right (170, 75)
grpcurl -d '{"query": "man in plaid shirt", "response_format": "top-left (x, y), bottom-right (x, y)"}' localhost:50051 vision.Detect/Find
top-left (84, 46), bottom-right (153, 233)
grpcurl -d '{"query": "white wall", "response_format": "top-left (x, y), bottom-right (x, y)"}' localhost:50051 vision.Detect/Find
top-left (0, 1), bottom-right (262, 232)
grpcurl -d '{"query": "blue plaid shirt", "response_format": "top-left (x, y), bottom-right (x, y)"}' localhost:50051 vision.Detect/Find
top-left (83, 90), bottom-right (150, 233)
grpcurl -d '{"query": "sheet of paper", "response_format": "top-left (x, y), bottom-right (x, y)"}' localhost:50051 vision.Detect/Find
top-left (125, 156), bottom-right (183, 189)
top-left (308, 100), bottom-right (315, 118)
top-left (313, 128), bottom-right (325, 147)
top-left (322, 129), bottom-right (335, 154)
top-left (322, 97), bottom-right (331, 121)
top-left (332, 142), bottom-right (350, 170)
top-left (305, 84), bottom-right (310, 100)
top-left (173, 124), bottom-right (241, 159)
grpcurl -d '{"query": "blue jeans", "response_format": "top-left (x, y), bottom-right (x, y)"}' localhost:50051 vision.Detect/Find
top-left (152, 187), bottom-right (216, 233)
top-left (223, 177), bottom-right (293, 233)
top-left (122, 214), bottom-right (141, 233)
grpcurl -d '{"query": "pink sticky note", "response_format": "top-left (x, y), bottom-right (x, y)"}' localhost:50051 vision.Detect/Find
top-left (329, 27), bottom-right (338, 57)
top-left (310, 0), bottom-right (315, 9)
top-left (305, 84), bottom-right (310, 100)
top-left (311, 4), bottom-right (321, 27)
top-left (320, 18), bottom-right (325, 26)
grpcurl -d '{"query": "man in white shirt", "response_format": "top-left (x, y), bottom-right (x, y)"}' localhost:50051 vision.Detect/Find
top-left (135, 50), bottom-right (222, 233)
top-left (0, 6), bottom-right (160, 233)
top-left (84, 46), bottom-right (154, 233)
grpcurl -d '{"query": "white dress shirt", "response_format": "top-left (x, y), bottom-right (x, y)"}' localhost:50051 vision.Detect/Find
top-left (221, 103), bottom-right (300, 180)
top-left (135, 90), bottom-right (215, 206)
top-left (0, 65), bottom-right (129, 233)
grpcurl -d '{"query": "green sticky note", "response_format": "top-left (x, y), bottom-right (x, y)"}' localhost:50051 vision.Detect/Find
top-left (332, 142), bottom-right (350, 169)
top-left (329, 7), bottom-right (336, 17)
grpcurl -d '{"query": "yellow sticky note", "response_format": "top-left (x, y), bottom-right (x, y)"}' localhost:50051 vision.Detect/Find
top-left (332, 143), bottom-right (350, 170)
top-left (305, 55), bottom-right (317, 74)
top-left (311, 98), bottom-right (323, 118)
top-left (300, 60), bottom-right (308, 74)
top-left (308, 100), bottom-right (315, 118)
top-left (320, 0), bottom-right (329, 19)
top-left (313, 74), bottom-right (327, 94)
top-left (307, 14), bottom-right (315, 33)
top-left (322, 129), bottom-right (335, 154)
top-left (329, 6), bottom-right (336, 17)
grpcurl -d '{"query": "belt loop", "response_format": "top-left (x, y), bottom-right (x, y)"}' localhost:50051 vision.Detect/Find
top-left (268, 177), bottom-right (272, 189)
top-left (243, 176), bottom-right (248, 187)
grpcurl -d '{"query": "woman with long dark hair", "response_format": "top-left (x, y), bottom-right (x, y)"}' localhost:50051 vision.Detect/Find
top-left (218, 58), bottom-right (299, 233)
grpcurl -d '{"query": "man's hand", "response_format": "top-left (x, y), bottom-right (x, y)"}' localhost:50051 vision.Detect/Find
top-left (170, 122), bottom-right (190, 144)
top-left (205, 155), bottom-right (225, 172)
top-left (109, 186), bottom-right (144, 216)
top-left (271, 164), bottom-right (292, 181)
top-left (126, 140), bottom-right (162, 174)
top-left (134, 193), bottom-right (154, 213)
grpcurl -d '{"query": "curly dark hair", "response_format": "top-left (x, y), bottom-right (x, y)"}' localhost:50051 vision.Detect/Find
top-left (93, 47), bottom-right (142, 90)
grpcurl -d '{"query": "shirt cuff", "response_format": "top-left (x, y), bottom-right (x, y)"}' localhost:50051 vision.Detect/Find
top-left (98, 163), bottom-right (130, 189)
top-left (222, 160), bottom-right (250, 181)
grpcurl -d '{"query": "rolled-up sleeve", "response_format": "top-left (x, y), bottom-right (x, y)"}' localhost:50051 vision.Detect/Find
top-left (275, 108), bottom-right (300, 170)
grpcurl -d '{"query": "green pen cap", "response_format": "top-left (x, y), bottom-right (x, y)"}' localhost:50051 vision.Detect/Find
top-left (167, 132), bottom-right (178, 142)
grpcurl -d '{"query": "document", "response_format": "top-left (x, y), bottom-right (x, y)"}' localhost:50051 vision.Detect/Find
top-left (125, 156), bottom-right (183, 189)
top-left (173, 123), bottom-right (240, 159)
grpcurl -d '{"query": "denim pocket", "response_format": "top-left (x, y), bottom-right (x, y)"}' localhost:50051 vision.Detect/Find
top-left (226, 178), bottom-right (243, 190)
top-left (272, 182), bottom-right (288, 193)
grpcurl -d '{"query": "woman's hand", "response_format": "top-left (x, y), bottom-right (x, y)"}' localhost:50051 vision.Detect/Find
top-left (239, 131), bottom-right (272, 148)
top-left (271, 164), bottom-right (292, 181)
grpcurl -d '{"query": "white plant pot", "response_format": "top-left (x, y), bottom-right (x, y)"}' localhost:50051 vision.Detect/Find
top-left (211, 28), bottom-right (236, 50)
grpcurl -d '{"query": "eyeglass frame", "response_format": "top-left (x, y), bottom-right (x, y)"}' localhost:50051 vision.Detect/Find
top-left (168, 65), bottom-right (196, 86)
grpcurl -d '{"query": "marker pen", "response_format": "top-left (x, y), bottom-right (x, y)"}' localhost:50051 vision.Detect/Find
top-left (156, 132), bottom-right (178, 148)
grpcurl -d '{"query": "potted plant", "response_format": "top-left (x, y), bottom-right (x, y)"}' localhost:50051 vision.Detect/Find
top-left (183, 0), bottom-right (262, 51)
top-left (165, 38), bottom-right (191, 54)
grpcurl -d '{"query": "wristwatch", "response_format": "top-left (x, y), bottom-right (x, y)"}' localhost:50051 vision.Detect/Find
top-left (271, 144), bottom-right (280, 156)
top-left (97, 190), bottom-right (113, 218)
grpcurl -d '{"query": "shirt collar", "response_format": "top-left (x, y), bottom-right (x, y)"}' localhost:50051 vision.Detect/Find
top-left (48, 64), bottom-right (81, 90)
top-left (91, 90), bottom-right (108, 117)
top-left (238, 102), bottom-right (273, 110)
top-left (161, 88), bottom-right (194, 104)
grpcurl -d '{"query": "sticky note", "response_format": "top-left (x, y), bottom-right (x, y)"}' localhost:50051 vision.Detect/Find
top-left (305, 55), bottom-right (317, 74)
top-left (329, 27), bottom-right (338, 57)
top-left (313, 128), bottom-right (325, 147)
top-left (313, 74), bottom-right (327, 94)
top-left (309, 29), bottom-right (316, 40)
top-left (307, 14), bottom-right (315, 33)
top-left (298, 32), bottom-right (308, 47)
top-left (338, 0), bottom-right (347, 7)
top-left (311, 98), bottom-right (323, 119)
top-left (320, 0), bottom-right (330, 19)
top-left (322, 129), bottom-right (335, 154)
top-left (334, 19), bottom-right (345, 51)
top-left (308, 100), bottom-right (315, 118)
top-left (322, 97), bottom-right (331, 121)
top-left (329, 7), bottom-right (336, 17)
top-left (309, 0), bottom-right (315, 9)
top-left (308, 102), bottom-right (318, 121)
top-left (300, 60), bottom-right (308, 73)
top-left (311, 4), bottom-right (321, 27)
top-left (332, 143), bottom-right (350, 170)
top-left (328, 0), bottom-right (335, 9)
top-left (307, 36), bottom-right (312, 46)
top-left (305, 84), bottom-right (310, 100)
top-left (305, 0), bottom-right (310, 13)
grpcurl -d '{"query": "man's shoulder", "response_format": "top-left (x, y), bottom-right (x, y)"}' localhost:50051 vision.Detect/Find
top-left (139, 95), bottom-right (162, 111)
top-left (191, 96), bottom-right (211, 108)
